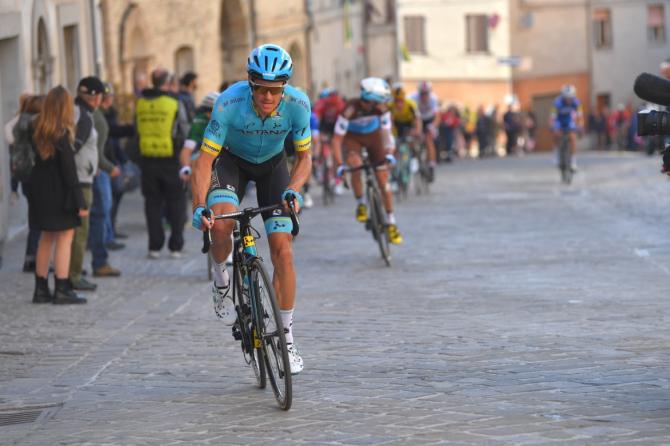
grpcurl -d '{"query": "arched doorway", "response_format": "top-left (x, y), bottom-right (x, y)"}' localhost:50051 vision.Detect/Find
top-left (288, 42), bottom-right (305, 91)
top-left (128, 26), bottom-right (150, 94)
top-left (175, 45), bottom-right (195, 78)
top-left (220, 0), bottom-right (250, 82)
top-left (34, 18), bottom-right (52, 94)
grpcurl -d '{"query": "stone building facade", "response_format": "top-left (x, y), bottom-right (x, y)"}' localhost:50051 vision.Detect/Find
top-left (0, 0), bottom-right (99, 254)
top-left (100, 0), bottom-right (310, 103)
top-left (590, 0), bottom-right (670, 109)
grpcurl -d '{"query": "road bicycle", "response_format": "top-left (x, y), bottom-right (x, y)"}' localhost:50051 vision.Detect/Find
top-left (342, 152), bottom-right (392, 267)
top-left (557, 130), bottom-right (575, 185)
top-left (202, 200), bottom-right (299, 410)
top-left (392, 135), bottom-right (413, 202)
top-left (410, 136), bottom-right (431, 195)
top-left (317, 134), bottom-right (336, 206)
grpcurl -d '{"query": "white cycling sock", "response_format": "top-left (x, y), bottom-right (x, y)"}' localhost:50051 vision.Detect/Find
top-left (387, 212), bottom-right (396, 224)
top-left (212, 258), bottom-right (230, 289)
top-left (356, 196), bottom-right (366, 205)
top-left (280, 309), bottom-right (294, 344)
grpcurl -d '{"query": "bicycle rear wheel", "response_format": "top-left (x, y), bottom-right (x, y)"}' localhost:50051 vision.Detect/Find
top-left (322, 160), bottom-right (334, 206)
top-left (250, 259), bottom-right (292, 410)
top-left (368, 186), bottom-right (391, 267)
top-left (236, 267), bottom-right (266, 389)
top-left (559, 138), bottom-right (572, 184)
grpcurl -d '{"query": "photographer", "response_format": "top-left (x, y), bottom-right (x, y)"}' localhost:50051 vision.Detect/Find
top-left (634, 67), bottom-right (670, 175)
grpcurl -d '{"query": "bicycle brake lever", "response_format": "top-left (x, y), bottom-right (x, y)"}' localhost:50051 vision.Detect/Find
top-left (286, 200), bottom-right (300, 238)
top-left (201, 209), bottom-right (212, 254)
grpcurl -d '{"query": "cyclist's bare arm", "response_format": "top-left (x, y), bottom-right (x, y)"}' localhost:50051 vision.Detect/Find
top-left (332, 133), bottom-right (345, 166)
top-left (288, 148), bottom-right (312, 195)
top-left (191, 151), bottom-right (216, 229)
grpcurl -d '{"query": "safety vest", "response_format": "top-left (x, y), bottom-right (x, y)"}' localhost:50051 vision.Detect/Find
top-left (136, 94), bottom-right (178, 157)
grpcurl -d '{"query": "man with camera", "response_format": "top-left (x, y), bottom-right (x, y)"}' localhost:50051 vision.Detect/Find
top-left (634, 60), bottom-right (670, 175)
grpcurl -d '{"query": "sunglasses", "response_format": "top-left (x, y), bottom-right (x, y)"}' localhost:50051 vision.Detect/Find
top-left (249, 80), bottom-right (285, 96)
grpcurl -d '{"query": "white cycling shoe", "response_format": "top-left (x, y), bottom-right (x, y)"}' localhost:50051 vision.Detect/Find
top-left (286, 343), bottom-right (304, 375)
top-left (212, 284), bottom-right (236, 326)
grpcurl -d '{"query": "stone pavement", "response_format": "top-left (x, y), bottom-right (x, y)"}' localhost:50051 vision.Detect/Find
top-left (1, 151), bottom-right (670, 445)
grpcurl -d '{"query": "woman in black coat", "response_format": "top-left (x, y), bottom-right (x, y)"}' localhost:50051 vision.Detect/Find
top-left (30, 86), bottom-right (89, 304)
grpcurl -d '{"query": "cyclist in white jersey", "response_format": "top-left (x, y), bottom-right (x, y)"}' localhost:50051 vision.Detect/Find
top-left (409, 81), bottom-right (439, 181)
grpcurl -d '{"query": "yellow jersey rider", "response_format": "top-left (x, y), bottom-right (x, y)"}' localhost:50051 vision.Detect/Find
top-left (389, 83), bottom-right (421, 141)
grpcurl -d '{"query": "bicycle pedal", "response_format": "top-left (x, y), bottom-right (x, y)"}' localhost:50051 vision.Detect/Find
top-left (232, 325), bottom-right (242, 341)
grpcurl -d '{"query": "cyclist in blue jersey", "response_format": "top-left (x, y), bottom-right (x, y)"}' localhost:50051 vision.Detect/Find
top-left (550, 84), bottom-right (583, 170)
top-left (190, 44), bottom-right (312, 374)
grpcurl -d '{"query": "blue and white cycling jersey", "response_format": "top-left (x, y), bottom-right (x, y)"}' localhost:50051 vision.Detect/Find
top-left (551, 96), bottom-right (583, 131)
top-left (201, 81), bottom-right (312, 163)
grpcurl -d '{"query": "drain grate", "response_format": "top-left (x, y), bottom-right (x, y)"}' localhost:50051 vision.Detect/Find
top-left (0, 410), bottom-right (42, 427)
top-left (0, 404), bottom-right (62, 427)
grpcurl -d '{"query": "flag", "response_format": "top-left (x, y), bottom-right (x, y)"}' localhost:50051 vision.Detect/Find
top-left (344, 0), bottom-right (353, 47)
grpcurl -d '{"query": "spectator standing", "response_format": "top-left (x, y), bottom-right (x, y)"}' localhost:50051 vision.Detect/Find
top-left (503, 104), bottom-right (522, 156)
top-left (29, 86), bottom-right (88, 304)
top-left (461, 106), bottom-right (476, 157)
top-left (69, 76), bottom-right (104, 292)
top-left (89, 87), bottom-right (123, 278)
top-left (178, 72), bottom-right (198, 123)
top-left (101, 84), bottom-right (135, 238)
top-left (524, 110), bottom-right (537, 152)
top-left (5, 94), bottom-right (44, 272)
top-left (439, 105), bottom-right (460, 162)
top-left (475, 105), bottom-right (491, 158)
top-left (136, 68), bottom-right (189, 259)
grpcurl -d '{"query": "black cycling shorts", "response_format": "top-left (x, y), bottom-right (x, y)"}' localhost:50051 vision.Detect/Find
top-left (207, 150), bottom-right (293, 235)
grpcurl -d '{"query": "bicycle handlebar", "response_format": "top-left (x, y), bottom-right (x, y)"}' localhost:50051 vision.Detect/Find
top-left (340, 159), bottom-right (390, 174)
top-left (201, 201), bottom-right (300, 254)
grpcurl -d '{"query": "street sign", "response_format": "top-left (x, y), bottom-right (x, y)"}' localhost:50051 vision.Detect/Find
top-left (498, 56), bottom-right (522, 67)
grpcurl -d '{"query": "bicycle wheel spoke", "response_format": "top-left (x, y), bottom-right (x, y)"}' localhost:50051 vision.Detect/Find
top-left (250, 260), bottom-right (292, 410)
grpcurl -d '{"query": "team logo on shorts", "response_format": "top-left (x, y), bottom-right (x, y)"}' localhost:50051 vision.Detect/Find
top-left (272, 209), bottom-right (282, 216)
top-left (226, 185), bottom-right (236, 192)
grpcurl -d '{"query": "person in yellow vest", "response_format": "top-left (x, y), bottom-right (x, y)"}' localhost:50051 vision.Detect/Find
top-left (136, 68), bottom-right (190, 259)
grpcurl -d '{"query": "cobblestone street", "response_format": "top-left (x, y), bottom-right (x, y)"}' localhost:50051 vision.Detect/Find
top-left (1, 151), bottom-right (670, 445)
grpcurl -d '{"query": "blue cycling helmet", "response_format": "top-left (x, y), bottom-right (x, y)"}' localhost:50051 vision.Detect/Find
top-left (360, 77), bottom-right (391, 103)
top-left (247, 44), bottom-right (293, 81)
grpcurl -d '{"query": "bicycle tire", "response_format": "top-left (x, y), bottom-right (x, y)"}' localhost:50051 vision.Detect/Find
top-left (559, 137), bottom-right (572, 185)
top-left (250, 259), bottom-right (292, 410)
top-left (207, 255), bottom-right (213, 281)
top-left (322, 161), bottom-right (334, 206)
top-left (236, 266), bottom-right (266, 389)
top-left (368, 186), bottom-right (391, 266)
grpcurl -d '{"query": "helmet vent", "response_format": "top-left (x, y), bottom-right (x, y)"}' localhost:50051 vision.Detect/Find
top-left (253, 55), bottom-right (260, 68)
top-left (264, 56), bottom-right (269, 70)
top-left (280, 60), bottom-right (289, 71)
top-left (271, 58), bottom-right (278, 71)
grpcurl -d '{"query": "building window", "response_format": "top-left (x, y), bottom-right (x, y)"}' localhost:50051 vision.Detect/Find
top-left (404, 15), bottom-right (426, 54)
top-left (466, 14), bottom-right (489, 53)
top-left (648, 4), bottom-right (666, 44)
top-left (63, 25), bottom-right (80, 95)
top-left (593, 9), bottom-right (612, 49)
top-left (174, 46), bottom-right (194, 78)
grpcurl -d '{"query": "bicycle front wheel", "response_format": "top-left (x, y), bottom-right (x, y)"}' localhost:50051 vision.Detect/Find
top-left (368, 186), bottom-right (391, 266)
top-left (250, 259), bottom-right (292, 410)
top-left (236, 267), bottom-right (266, 389)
